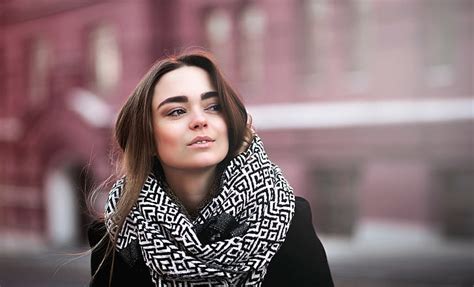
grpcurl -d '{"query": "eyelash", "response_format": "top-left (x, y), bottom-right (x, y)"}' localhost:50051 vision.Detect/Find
top-left (166, 104), bottom-right (221, 117)
top-left (205, 103), bottom-right (221, 112)
top-left (167, 108), bottom-right (186, 117)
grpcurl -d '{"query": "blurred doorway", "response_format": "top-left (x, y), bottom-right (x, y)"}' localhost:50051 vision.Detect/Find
top-left (45, 162), bottom-right (93, 247)
top-left (436, 166), bottom-right (474, 239)
top-left (311, 167), bottom-right (359, 236)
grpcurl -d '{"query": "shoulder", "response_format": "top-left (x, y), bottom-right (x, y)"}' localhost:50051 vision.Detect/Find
top-left (88, 220), bottom-right (154, 287)
top-left (264, 196), bottom-right (334, 287)
top-left (88, 219), bottom-right (106, 248)
top-left (276, 196), bottom-right (319, 255)
top-left (294, 196), bottom-right (313, 221)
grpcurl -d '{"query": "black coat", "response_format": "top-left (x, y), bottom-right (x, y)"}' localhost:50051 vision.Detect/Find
top-left (88, 196), bottom-right (334, 286)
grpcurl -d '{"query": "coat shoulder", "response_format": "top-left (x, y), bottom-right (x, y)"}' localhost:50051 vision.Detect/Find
top-left (263, 196), bottom-right (334, 287)
top-left (87, 221), bottom-right (154, 287)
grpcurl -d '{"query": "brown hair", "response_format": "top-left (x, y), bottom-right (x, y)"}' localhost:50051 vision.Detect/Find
top-left (91, 49), bottom-right (252, 284)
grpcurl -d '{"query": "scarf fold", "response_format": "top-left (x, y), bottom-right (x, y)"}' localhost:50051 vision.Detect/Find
top-left (105, 136), bottom-right (295, 286)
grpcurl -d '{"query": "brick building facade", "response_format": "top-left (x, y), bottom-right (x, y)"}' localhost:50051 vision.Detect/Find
top-left (0, 0), bottom-right (472, 251)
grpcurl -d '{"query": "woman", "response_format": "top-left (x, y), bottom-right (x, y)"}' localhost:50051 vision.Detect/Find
top-left (88, 50), bottom-right (334, 286)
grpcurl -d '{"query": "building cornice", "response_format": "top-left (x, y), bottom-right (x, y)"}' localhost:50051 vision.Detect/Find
top-left (248, 97), bottom-right (474, 130)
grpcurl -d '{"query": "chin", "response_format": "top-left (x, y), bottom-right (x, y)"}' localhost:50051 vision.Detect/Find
top-left (187, 155), bottom-right (226, 170)
top-left (189, 160), bottom-right (223, 170)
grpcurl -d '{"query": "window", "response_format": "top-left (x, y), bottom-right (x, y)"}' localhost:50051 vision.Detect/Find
top-left (238, 4), bottom-right (266, 86)
top-left (345, 0), bottom-right (371, 93)
top-left (0, 47), bottom-right (5, 112)
top-left (28, 38), bottom-right (50, 106)
top-left (301, 0), bottom-right (327, 78)
top-left (422, 0), bottom-right (457, 87)
top-left (89, 24), bottom-right (121, 96)
top-left (205, 9), bottom-right (232, 72)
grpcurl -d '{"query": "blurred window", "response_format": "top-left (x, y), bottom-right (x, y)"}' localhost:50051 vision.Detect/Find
top-left (436, 167), bottom-right (474, 239)
top-left (238, 3), bottom-right (266, 88)
top-left (422, 0), bottom-right (456, 87)
top-left (346, 0), bottom-right (370, 73)
top-left (311, 168), bottom-right (359, 236)
top-left (88, 24), bottom-right (121, 96)
top-left (345, 0), bottom-right (371, 93)
top-left (28, 38), bottom-right (50, 106)
top-left (301, 0), bottom-right (327, 78)
top-left (205, 8), bottom-right (233, 73)
top-left (0, 47), bottom-right (5, 111)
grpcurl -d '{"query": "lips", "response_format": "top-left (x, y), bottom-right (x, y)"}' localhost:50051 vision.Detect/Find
top-left (188, 136), bottom-right (215, 146)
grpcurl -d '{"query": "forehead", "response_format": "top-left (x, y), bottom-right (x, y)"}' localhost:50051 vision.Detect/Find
top-left (153, 66), bottom-right (214, 101)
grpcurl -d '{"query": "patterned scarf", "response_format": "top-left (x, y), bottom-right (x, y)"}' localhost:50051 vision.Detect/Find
top-left (105, 136), bottom-right (295, 286)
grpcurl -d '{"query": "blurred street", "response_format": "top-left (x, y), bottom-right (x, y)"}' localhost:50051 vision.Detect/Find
top-left (326, 239), bottom-right (474, 287)
top-left (0, 248), bottom-right (90, 287)
top-left (1, 240), bottom-right (473, 287)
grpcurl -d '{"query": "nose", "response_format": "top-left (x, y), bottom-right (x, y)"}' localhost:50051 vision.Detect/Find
top-left (189, 111), bottom-right (208, 130)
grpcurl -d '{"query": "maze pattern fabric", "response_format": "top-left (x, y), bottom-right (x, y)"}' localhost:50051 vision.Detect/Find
top-left (105, 136), bottom-right (295, 286)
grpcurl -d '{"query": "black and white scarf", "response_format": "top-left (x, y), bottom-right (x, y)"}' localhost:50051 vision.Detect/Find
top-left (105, 136), bottom-right (295, 286)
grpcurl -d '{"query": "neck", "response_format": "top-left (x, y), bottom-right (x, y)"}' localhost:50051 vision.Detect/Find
top-left (162, 167), bottom-right (217, 214)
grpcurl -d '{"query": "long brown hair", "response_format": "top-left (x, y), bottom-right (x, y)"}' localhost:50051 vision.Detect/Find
top-left (91, 50), bottom-right (252, 283)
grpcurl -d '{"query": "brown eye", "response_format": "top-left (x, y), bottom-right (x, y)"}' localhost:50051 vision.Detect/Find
top-left (168, 108), bottom-right (186, 117)
top-left (205, 104), bottom-right (221, 112)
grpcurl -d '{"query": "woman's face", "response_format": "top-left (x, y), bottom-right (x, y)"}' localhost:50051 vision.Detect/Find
top-left (151, 66), bottom-right (229, 172)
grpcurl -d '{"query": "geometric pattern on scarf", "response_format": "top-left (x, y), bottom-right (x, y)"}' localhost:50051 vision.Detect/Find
top-left (105, 136), bottom-right (295, 286)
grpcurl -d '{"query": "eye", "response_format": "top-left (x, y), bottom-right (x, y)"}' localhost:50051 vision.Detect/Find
top-left (205, 103), bottom-right (221, 112)
top-left (167, 108), bottom-right (186, 117)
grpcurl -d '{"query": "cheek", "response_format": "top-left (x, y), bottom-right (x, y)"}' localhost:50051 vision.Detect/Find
top-left (153, 125), bottom-right (179, 156)
top-left (216, 116), bottom-right (228, 134)
top-left (218, 119), bottom-right (229, 150)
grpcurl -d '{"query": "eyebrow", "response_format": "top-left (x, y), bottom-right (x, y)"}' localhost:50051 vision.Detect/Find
top-left (157, 91), bottom-right (218, 109)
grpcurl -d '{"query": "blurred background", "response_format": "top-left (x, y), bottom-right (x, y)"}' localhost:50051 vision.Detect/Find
top-left (0, 0), bottom-right (473, 286)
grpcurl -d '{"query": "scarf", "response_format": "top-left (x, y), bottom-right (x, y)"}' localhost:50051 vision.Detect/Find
top-left (105, 136), bottom-right (295, 286)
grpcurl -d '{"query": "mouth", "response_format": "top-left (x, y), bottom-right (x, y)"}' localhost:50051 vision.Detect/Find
top-left (188, 136), bottom-right (215, 146)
